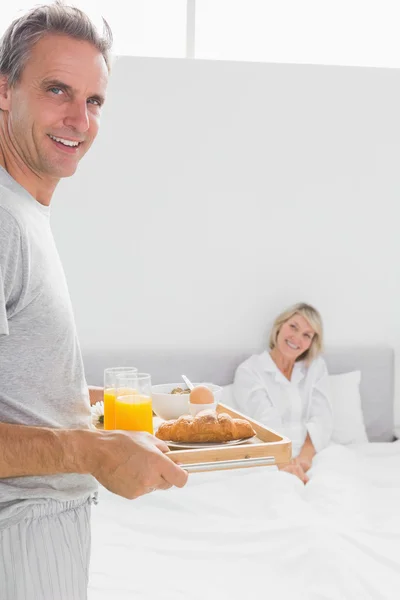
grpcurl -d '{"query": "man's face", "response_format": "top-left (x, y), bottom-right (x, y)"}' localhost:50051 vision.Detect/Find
top-left (2, 33), bottom-right (109, 179)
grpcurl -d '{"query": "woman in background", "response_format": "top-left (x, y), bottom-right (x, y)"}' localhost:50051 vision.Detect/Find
top-left (233, 303), bottom-right (333, 484)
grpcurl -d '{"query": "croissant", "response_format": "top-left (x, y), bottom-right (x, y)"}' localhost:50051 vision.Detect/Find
top-left (156, 410), bottom-right (256, 443)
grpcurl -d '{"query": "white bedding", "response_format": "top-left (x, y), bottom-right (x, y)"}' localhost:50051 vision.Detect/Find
top-left (89, 442), bottom-right (400, 600)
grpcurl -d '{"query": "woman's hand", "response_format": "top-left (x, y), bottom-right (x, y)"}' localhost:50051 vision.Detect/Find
top-left (292, 455), bottom-right (312, 473)
top-left (279, 460), bottom-right (309, 484)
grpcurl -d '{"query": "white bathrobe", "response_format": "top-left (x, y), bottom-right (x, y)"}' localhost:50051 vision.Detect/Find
top-left (233, 351), bottom-right (333, 456)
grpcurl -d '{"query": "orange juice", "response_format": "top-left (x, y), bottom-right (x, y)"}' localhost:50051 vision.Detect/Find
top-left (115, 393), bottom-right (153, 434)
top-left (103, 389), bottom-right (116, 430)
top-left (104, 387), bottom-right (137, 430)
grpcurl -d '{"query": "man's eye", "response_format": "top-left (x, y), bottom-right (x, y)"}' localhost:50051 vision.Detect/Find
top-left (49, 87), bottom-right (63, 95)
top-left (87, 98), bottom-right (101, 106)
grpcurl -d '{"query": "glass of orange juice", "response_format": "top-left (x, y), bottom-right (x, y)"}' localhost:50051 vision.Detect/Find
top-left (115, 373), bottom-right (153, 434)
top-left (104, 367), bottom-right (138, 430)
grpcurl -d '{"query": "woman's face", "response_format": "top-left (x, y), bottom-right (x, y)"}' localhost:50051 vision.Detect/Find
top-left (276, 314), bottom-right (315, 361)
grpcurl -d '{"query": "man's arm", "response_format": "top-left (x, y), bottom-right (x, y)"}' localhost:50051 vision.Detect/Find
top-left (88, 386), bottom-right (103, 406)
top-left (0, 422), bottom-right (90, 478)
top-left (0, 421), bottom-right (188, 498)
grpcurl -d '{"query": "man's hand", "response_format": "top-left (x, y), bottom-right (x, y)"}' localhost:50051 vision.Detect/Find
top-left (71, 428), bottom-right (189, 499)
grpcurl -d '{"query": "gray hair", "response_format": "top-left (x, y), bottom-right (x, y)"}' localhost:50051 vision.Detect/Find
top-left (269, 302), bottom-right (324, 365)
top-left (0, 1), bottom-right (113, 86)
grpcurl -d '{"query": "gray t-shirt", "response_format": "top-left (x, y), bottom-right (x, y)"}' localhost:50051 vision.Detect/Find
top-left (0, 166), bottom-right (97, 526)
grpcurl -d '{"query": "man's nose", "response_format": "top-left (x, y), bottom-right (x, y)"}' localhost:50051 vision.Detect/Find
top-left (64, 100), bottom-right (89, 133)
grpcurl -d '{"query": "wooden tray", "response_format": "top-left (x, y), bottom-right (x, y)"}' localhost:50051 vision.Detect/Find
top-left (164, 403), bottom-right (292, 473)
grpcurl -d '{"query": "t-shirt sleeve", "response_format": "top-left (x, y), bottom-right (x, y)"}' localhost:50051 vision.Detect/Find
top-left (0, 209), bottom-right (22, 336)
top-left (0, 266), bottom-right (8, 335)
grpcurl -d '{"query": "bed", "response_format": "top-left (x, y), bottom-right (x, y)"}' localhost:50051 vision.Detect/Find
top-left (86, 346), bottom-right (400, 600)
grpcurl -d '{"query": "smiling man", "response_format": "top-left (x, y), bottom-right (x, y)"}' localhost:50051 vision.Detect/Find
top-left (0, 21), bottom-right (107, 201)
top-left (0, 4), bottom-right (187, 599)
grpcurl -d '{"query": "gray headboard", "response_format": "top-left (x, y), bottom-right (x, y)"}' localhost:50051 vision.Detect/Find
top-left (82, 345), bottom-right (395, 442)
top-left (323, 346), bottom-right (394, 442)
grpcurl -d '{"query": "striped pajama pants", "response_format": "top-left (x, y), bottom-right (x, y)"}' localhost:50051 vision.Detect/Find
top-left (0, 496), bottom-right (93, 600)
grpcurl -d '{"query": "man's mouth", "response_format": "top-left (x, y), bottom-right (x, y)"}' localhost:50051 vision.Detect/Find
top-left (48, 134), bottom-right (83, 151)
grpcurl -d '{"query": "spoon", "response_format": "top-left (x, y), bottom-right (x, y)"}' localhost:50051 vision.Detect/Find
top-left (181, 374), bottom-right (194, 391)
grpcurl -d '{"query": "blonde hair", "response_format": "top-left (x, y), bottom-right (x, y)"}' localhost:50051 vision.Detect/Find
top-left (269, 302), bottom-right (324, 364)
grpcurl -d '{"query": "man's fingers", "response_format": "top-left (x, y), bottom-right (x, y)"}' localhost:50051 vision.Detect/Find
top-left (160, 456), bottom-right (189, 488)
top-left (151, 436), bottom-right (170, 453)
top-left (156, 476), bottom-right (173, 491)
top-left (151, 438), bottom-right (189, 486)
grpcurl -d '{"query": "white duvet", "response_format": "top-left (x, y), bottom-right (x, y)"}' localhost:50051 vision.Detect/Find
top-left (89, 442), bottom-right (400, 600)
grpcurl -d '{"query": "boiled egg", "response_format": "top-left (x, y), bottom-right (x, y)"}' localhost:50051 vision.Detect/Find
top-left (189, 385), bottom-right (214, 405)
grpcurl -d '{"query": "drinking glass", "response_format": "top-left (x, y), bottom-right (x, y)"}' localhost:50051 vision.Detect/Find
top-left (115, 372), bottom-right (153, 434)
top-left (103, 367), bottom-right (138, 430)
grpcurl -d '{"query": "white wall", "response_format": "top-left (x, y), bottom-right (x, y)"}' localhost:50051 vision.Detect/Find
top-left (51, 57), bottom-right (400, 424)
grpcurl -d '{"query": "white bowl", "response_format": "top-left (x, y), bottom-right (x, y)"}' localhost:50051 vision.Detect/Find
top-left (151, 382), bottom-right (223, 421)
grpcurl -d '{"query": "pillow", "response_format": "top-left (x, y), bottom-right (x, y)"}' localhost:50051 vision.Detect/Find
top-left (328, 371), bottom-right (369, 444)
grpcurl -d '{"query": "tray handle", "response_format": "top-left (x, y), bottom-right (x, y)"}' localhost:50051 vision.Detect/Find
top-left (183, 456), bottom-right (275, 473)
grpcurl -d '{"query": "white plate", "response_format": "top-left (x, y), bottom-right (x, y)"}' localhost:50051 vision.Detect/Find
top-left (165, 437), bottom-right (254, 450)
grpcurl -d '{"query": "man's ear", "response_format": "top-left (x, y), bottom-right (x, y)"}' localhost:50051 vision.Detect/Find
top-left (0, 74), bottom-right (11, 111)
